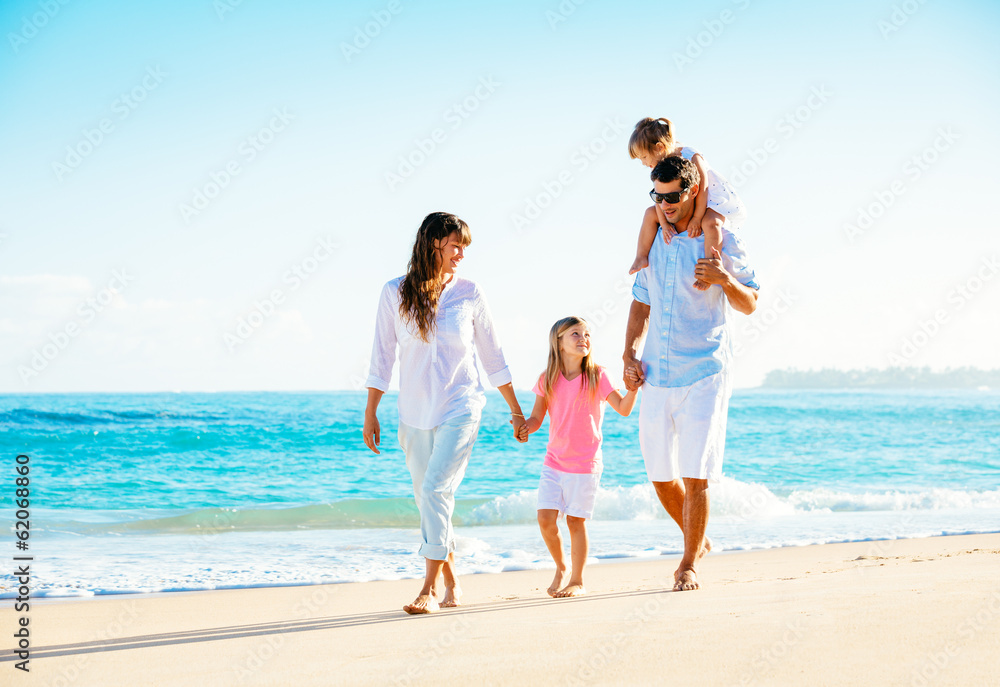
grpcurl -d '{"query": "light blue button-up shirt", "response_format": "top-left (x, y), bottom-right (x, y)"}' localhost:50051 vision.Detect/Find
top-left (632, 227), bottom-right (759, 388)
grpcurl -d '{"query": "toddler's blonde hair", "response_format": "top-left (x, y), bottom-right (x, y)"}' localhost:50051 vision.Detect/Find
top-left (628, 117), bottom-right (674, 160)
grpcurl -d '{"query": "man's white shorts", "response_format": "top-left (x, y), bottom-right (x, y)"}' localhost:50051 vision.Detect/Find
top-left (536, 465), bottom-right (601, 519)
top-left (639, 373), bottom-right (731, 483)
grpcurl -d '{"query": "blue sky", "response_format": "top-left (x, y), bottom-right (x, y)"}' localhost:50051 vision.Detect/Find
top-left (2, 0), bottom-right (999, 392)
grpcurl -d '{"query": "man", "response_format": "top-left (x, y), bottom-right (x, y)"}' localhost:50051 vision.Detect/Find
top-left (623, 155), bottom-right (759, 591)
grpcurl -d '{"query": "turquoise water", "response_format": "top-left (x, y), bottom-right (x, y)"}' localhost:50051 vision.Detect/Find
top-left (2, 390), bottom-right (998, 596)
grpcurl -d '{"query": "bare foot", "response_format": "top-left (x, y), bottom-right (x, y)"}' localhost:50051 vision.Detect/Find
top-left (547, 568), bottom-right (569, 597)
top-left (555, 583), bottom-right (586, 598)
top-left (692, 279), bottom-right (710, 291)
top-left (699, 536), bottom-right (713, 561)
top-left (629, 256), bottom-right (649, 275)
top-left (403, 594), bottom-right (440, 614)
top-left (441, 585), bottom-right (462, 608)
top-left (673, 569), bottom-right (699, 591)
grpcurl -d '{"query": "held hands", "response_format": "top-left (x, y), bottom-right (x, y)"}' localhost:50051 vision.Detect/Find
top-left (623, 359), bottom-right (645, 392)
top-left (511, 414), bottom-right (529, 443)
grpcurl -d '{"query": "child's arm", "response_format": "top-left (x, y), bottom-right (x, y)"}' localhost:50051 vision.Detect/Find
top-left (518, 395), bottom-right (548, 442)
top-left (606, 387), bottom-right (638, 417)
top-left (630, 206), bottom-right (666, 275)
top-left (687, 153), bottom-right (712, 238)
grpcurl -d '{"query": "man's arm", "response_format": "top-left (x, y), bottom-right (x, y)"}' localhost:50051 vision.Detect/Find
top-left (622, 299), bottom-right (651, 389)
top-left (695, 247), bottom-right (758, 316)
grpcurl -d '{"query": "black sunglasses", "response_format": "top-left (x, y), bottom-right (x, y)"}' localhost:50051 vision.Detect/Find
top-left (649, 189), bottom-right (686, 204)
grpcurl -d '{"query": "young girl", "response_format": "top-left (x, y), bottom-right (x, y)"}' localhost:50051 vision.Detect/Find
top-left (627, 117), bottom-right (747, 289)
top-left (517, 316), bottom-right (637, 598)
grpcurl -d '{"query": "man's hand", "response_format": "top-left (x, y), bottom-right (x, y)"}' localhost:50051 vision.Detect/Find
top-left (694, 247), bottom-right (731, 286)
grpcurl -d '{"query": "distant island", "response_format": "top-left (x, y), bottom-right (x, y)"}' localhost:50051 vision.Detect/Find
top-left (761, 367), bottom-right (1000, 389)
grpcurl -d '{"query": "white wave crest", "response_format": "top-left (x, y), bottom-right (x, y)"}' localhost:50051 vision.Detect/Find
top-left (462, 477), bottom-right (1000, 525)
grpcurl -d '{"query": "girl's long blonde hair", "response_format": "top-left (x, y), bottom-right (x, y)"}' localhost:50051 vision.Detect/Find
top-left (398, 212), bottom-right (472, 342)
top-left (543, 316), bottom-right (601, 404)
top-left (628, 116), bottom-right (675, 159)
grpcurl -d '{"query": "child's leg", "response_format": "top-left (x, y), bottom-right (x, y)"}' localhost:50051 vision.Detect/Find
top-left (537, 509), bottom-right (569, 596)
top-left (555, 515), bottom-right (588, 597)
top-left (630, 206), bottom-right (662, 274)
top-left (693, 209), bottom-right (725, 290)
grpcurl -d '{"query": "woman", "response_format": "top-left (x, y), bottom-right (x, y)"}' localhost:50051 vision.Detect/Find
top-left (363, 211), bottom-right (526, 614)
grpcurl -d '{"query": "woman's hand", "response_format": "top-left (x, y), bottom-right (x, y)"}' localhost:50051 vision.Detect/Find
top-left (362, 388), bottom-right (385, 454)
top-left (363, 411), bottom-right (381, 454)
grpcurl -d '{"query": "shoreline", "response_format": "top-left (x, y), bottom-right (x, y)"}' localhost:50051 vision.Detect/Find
top-left (4, 533), bottom-right (998, 686)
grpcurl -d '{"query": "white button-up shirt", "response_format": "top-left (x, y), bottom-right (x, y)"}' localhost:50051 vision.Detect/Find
top-left (365, 276), bottom-right (513, 430)
top-left (632, 227), bottom-right (759, 388)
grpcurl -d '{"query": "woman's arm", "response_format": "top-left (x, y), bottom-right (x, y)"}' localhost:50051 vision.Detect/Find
top-left (362, 388), bottom-right (384, 454)
top-left (606, 387), bottom-right (638, 417)
top-left (497, 383), bottom-right (528, 442)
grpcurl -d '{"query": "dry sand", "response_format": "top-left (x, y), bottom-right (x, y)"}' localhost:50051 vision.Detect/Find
top-left (3, 533), bottom-right (999, 686)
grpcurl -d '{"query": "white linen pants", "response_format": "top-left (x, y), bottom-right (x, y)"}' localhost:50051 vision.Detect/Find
top-left (397, 412), bottom-right (481, 561)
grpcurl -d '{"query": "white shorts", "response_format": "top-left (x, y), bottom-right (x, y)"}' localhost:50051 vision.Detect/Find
top-left (638, 373), bottom-right (731, 483)
top-left (536, 465), bottom-right (601, 520)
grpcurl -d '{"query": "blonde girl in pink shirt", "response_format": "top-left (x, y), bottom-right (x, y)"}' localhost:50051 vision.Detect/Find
top-left (518, 316), bottom-right (638, 597)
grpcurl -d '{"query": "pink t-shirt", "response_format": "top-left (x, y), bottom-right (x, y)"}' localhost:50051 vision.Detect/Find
top-left (532, 367), bottom-right (617, 474)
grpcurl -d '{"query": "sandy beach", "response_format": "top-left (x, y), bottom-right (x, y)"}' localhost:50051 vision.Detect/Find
top-left (4, 533), bottom-right (998, 686)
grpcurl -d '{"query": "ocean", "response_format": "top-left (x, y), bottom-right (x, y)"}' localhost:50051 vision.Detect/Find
top-left (2, 389), bottom-right (998, 598)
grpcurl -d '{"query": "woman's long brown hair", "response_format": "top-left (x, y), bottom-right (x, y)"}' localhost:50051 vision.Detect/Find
top-left (398, 212), bottom-right (472, 342)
